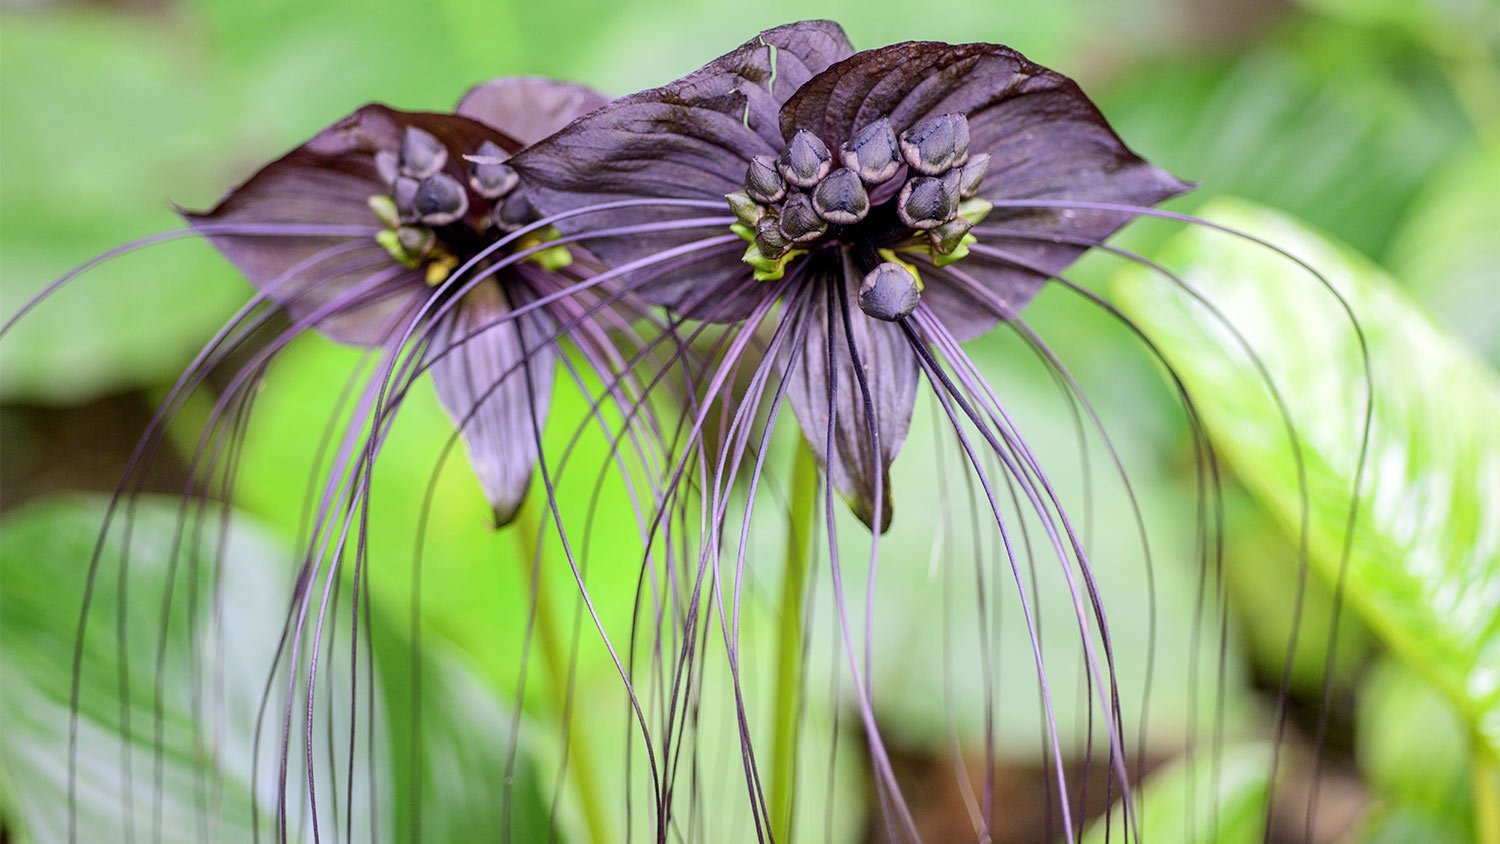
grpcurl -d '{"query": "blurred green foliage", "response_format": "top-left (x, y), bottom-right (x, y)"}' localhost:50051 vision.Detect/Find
top-left (0, 495), bottom-right (558, 842)
top-left (1, 0), bottom-right (1497, 841)
top-left (1080, 745), bottom-right (1274, 844)
top-left (1118, 198), bottom-right (1500, 755)
top-left (0, 497), bottom-right (277, 842)
top-left (1118, 199), bottom-right (1500, 838)
top-left (1357, 660), bottom-right (1476, 841)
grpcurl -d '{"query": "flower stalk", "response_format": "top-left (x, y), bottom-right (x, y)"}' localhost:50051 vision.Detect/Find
top-left (1477, 747), bottom-right (1500, 844)
top-left (770, 440), bottom-right (820, 842)
top-left (514, 495), bottom-right (611, 844)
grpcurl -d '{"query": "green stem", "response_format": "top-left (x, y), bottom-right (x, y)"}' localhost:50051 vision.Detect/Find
top-left (1477, 747), bottom-right (1500, 844)
top-left (514, 496), bottom-right (611, 844)
top-left (770, 441), bottom-right (820, 843)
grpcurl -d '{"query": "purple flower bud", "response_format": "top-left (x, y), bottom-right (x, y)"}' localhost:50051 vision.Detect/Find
top-left (897, 175), bottom-right (958, 230)
top-left (779, 130), bottom-right (832, 189)
top-left (899, 114), bottom-right (969, 176)
top-left (392, 176), bottom-right (421, 221)
top-left (469, 140), bottom-right (519, 199)
top-left (777, 193), bottom-right (827, 243)
top-left (746, 154), bottom-right (787, 204)
top-left (375, 150), bottom-right (401, 187)
top-left (811, 168), bottom-right (870, 225)
top-left (858, 262), bottom-right (921, 321)
top-left (494, 190), bottom-right (535, 232)
top-left (839, 118), bottom-right (901, 185)
top-left (470, 162), bottom-right (519, 201)
top-left (412, 173), bottom-right (469, 226)
top-left (399, 126), bottom-right (448, 179)
top-left (957, 152), bottom-right (990, 200)
top-left (754, 214), bottom-right (791, 258)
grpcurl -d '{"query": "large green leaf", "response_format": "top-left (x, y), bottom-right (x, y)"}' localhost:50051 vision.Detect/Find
top-left (0, 496), bottom-right (286, 842)
top-left (370, 609), bottom-right (560, 843)
top-left (1218, 489), bottom-right (1372, 698)
top-left (1114, 198), bottom-right (1500, 754)
top-left (0, 495), bottom-right (556, 843)
top-left (1357, 659), bottom-right (1475, 840)
top-left (1078, 745), bottom-right (1272, 844)
top-left (1291, 0), bottom-right (1498, 58)
top-left (1357, 806), bottom-right (1476, 844)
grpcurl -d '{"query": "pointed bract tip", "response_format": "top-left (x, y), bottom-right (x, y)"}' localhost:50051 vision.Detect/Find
top-left (846, 483), bottom-right (894, 534)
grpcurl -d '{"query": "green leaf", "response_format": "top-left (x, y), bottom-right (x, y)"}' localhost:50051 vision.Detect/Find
top-left (0, 495), bottom-right (557, 844)
top-left (1078, 744), bottom-right (1272, 844)
top-left (1290, 0), bottom-right (1498, 57)
top-left (369, 614), bottom-right (560, 843)
top-left (0, 496), bottom-right (288, 842)
top-left (1358, 659), bottom-right (1475, 834)
top-left (1114, 198), bottom-right (1500, 755)
top-left (1219, 489), bottom-right (1373, 697)
top-left (1356, 805), bottom-right (1476, 844)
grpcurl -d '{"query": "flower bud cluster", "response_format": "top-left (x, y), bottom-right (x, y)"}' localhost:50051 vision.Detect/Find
top-left (726, 113), bottom-right (996, 319)
top-left (369, 127), bottom-right (566, 283)
top-left (728, 114), bottom-right (992, 283)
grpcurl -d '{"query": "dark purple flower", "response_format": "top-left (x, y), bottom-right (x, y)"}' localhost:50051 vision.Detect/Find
top-left (184, 79), bottom-right (616, 525)
top-left (512, 21), bottom-right (1190, 531)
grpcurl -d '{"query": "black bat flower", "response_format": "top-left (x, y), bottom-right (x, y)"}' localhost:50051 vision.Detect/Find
top-left (512, 20), bottom-right (1190, 532)
top-left (10, 75), bottom-right (725, 844)
top-left (183, 78), bottom-right (612, 525)
top-left (503, 24), bottom-right (1215, 839)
